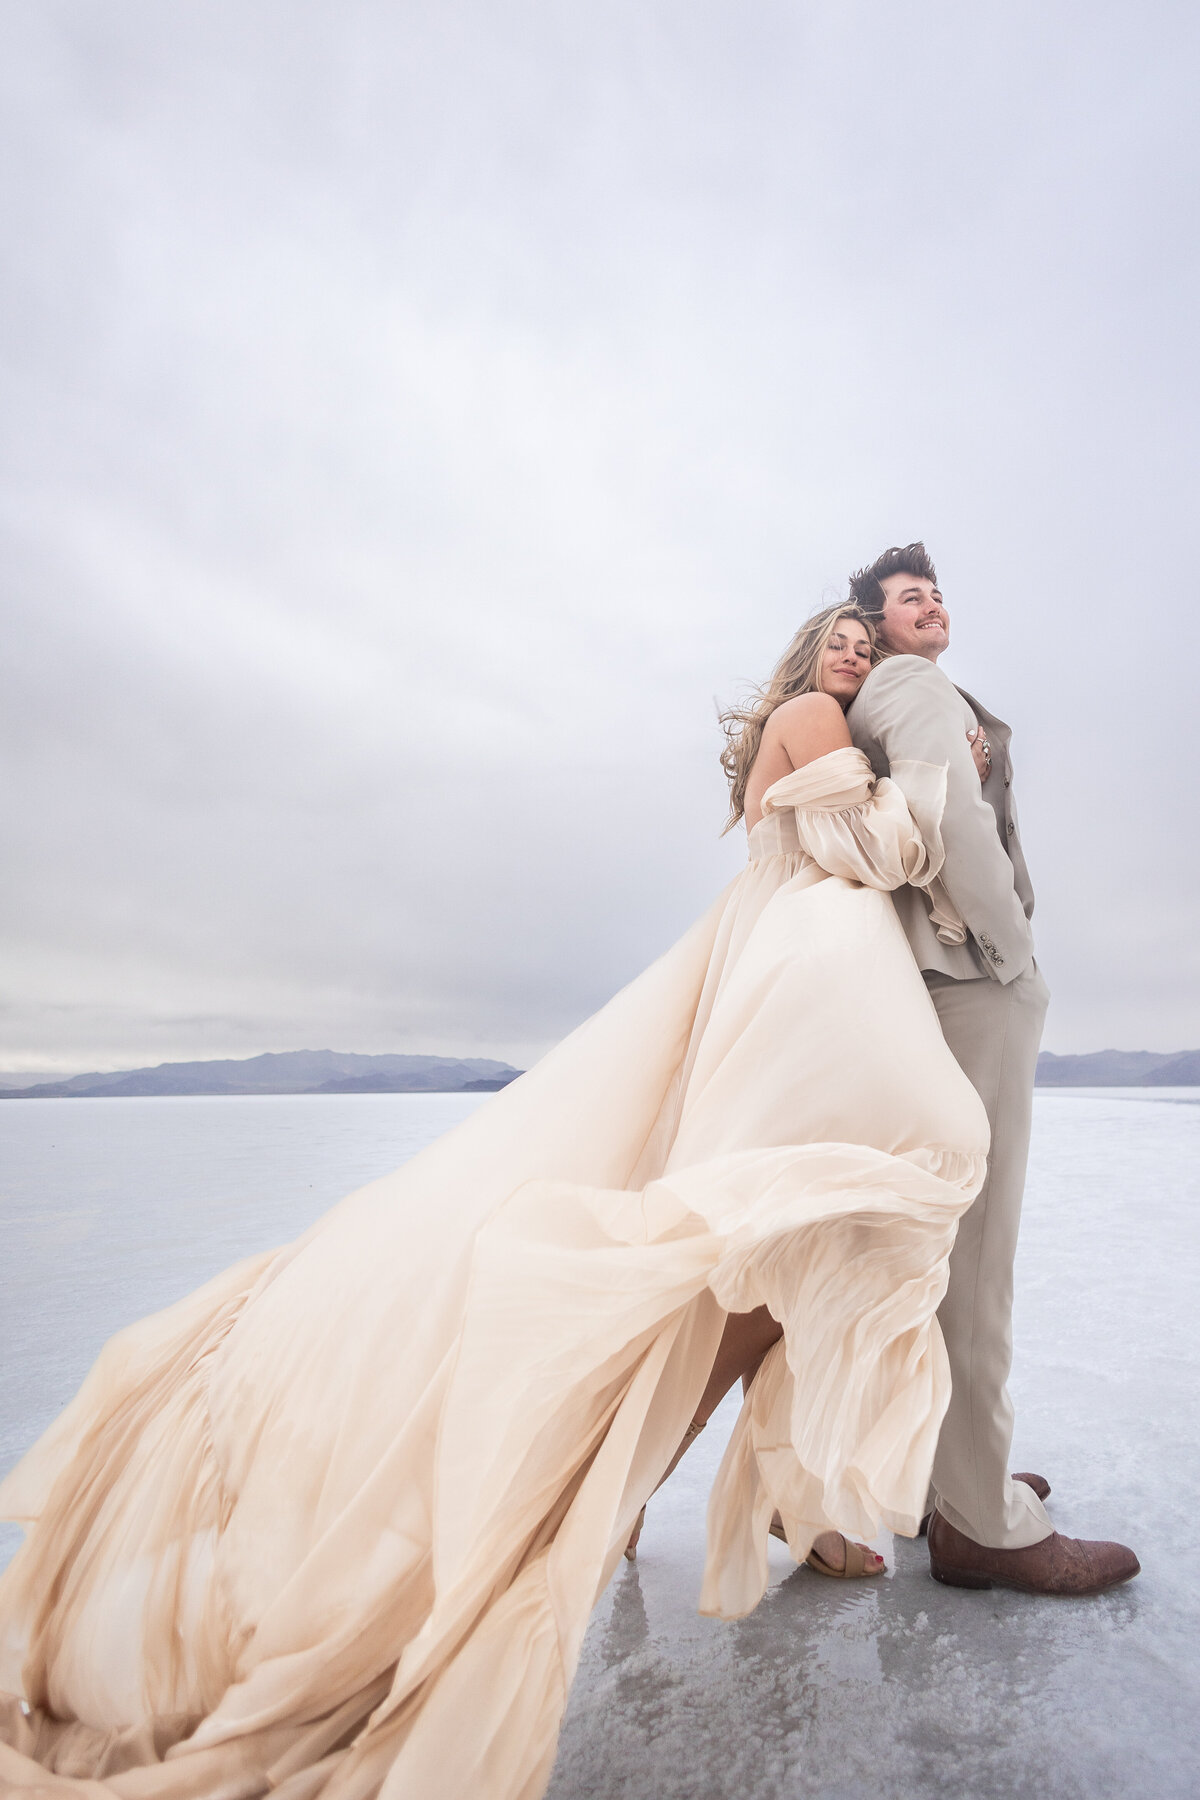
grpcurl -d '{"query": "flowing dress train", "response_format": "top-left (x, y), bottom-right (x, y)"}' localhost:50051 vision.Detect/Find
top-left (0, 747), bottom-right (989, 1799)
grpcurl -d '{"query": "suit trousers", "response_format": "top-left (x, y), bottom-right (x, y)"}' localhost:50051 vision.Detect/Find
top-left (924, 962), bottom-right (1054, 1549)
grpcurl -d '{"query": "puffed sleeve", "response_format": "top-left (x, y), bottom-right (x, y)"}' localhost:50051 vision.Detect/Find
top-left (758, 748), bottom-right (966, 943)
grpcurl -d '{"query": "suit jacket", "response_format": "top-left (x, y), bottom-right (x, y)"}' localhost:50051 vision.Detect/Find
top-left (846, 655), bottom-right (1035, 985)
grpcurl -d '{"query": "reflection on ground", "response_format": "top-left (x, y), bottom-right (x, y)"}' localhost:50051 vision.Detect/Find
top-left (551, 1434), bottom-right (1158, 1800)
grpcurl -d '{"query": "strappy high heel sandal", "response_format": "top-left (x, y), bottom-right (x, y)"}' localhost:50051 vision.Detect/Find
top-left (624, 1419), bottom-right (706, 1560)
top-left (769, 1515), bottom-right (885, 1578)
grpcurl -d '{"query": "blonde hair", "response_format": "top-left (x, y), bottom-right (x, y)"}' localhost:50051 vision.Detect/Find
top-left (718, 604), bottom-right (879, 831)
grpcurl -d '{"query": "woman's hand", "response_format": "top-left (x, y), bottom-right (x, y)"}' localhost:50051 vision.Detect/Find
top-left (967, 726), bottom-right (993, 783)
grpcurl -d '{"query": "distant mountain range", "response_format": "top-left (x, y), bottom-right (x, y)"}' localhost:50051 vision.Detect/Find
top-left (0, 1050), bottom-right (523, 1100)
top-left (2, 1046), bottom-right (1195, 1100)
top-left (1035, 1049), bottom-right (1200, 1086)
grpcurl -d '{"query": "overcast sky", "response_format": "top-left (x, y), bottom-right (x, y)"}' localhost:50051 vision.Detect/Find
top-left (2, 0), bottom-right (1197, 1074)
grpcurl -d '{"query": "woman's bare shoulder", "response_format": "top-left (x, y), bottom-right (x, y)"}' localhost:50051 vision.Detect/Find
top-left (764, 692), bottom-right (851, 764)
top-left (766, 692), bottom-right (845, 729)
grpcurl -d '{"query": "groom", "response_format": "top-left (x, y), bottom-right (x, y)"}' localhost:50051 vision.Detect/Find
top-left (846, 543), bottom-right (1138, 1595)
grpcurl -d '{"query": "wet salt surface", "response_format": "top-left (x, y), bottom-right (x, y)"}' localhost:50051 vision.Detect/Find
top-left (552, 1090), bottom-right (1200, 1800)
top-left (2, 1090), bottom-right (1198, 1796)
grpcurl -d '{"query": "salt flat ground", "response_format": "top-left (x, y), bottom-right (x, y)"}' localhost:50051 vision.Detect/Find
top-left (1, 1090), bottom-right (1198, 1798)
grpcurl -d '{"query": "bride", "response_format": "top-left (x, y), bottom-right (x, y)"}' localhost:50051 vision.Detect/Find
top-left (0, 603), bottom-right (991, 1800)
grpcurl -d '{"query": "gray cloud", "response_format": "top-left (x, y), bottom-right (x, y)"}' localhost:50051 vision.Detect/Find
top-left (2, 0), bottom-right (1197, 1072)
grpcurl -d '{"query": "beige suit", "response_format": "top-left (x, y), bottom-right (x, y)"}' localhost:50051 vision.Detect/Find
top-left (847, 655), bottom-right (1052, 1549)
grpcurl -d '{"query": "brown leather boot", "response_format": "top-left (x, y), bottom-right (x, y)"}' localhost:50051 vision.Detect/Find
top-left (918, 1470), bottom-right (1050, 1537)
top-left (927, 1508), bottom-right (1139, 1596)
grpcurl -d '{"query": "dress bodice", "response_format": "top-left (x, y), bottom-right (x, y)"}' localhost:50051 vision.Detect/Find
top-left (747, 746), bottom-right (965, 944)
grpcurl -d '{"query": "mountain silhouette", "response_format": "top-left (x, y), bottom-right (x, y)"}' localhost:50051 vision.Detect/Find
top-left (0, 1049), bottom-right (522, 1099)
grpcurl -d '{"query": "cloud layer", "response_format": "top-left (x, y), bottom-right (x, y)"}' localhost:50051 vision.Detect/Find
top-left (3, 0), bottom-right (1196, 1070)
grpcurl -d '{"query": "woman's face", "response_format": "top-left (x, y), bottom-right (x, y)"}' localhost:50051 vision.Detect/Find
top-left (819, 617), bottom-right (874, 705)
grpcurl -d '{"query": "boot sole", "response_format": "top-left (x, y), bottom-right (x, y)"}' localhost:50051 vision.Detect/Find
top-left (930, 1566), bottom-right (992, 1589)
top-left (930, 1561), bottom-right (1140, 1597)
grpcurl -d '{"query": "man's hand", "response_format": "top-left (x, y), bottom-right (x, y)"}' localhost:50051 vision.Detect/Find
top-left (967, 726), bottom-right (993, 784)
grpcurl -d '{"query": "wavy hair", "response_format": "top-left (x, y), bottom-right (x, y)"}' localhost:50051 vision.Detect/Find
top-left (848, 541), bottom-right (938, 619)
top-left (717, 603), bottom-right (878, 832)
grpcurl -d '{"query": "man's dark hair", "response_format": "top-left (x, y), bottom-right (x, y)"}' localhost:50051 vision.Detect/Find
top-left (848, 542), bottom-right (939, 619)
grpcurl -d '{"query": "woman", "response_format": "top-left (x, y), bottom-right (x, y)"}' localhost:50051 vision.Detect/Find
top-left (0, 605), bottom-right (990, 1800)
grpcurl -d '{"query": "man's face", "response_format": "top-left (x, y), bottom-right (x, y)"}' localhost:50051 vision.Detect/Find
top-left (875, 573), bottom-right (950, 661)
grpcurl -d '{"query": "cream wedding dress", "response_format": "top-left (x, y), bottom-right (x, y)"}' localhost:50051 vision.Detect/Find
top-left (0, 748), bottom-right (989, 1800)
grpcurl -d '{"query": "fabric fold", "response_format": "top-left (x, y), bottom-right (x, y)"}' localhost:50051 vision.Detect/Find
top-left (754, 746), bottom-right (965, 945)
top-left (0, 746), bottom-right (991, 1800)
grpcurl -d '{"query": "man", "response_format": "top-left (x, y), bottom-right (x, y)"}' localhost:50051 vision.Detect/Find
top-left (846, 543), bottom-right (1138, 1595)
